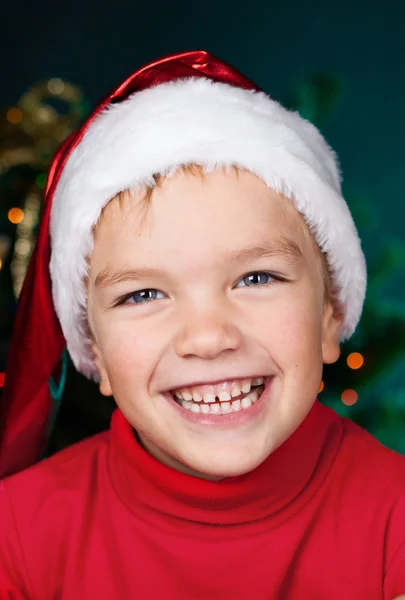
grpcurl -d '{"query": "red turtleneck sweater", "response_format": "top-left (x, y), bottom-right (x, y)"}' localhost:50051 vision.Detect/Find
top-left (0, 401), bottom-right (404, 599)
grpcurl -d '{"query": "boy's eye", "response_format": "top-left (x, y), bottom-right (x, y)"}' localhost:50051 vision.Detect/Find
top-left (116, 271), bottom-right (281, 307)
top-left (118, 289), bottom-right (165, 306)
top-left (236, 271), bottom-right (277, 288)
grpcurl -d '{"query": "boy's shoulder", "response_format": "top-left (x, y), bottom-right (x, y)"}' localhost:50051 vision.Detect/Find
top-left (0, 428), bottom-right (111, 519)
top-left (0, 429), bottom-right (113, 594)
top-left (329, 408), bottom-right (405, 507)
top-left (339, 411), bottom-right (405, 479)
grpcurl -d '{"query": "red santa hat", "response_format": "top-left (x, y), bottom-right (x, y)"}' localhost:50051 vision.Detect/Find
top-left (0, 50), bottom-right (367, 478)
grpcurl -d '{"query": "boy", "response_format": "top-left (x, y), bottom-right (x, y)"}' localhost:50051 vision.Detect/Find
top-left (0, 49), bottom-right (404, 598)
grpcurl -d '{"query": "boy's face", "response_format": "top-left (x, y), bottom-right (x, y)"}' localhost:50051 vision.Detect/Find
top-left (88, 169), bottom-right (342, 480)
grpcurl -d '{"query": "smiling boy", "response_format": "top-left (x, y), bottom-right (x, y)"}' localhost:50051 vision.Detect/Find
top-left (0, 50), bottom-right (404, 599)
top-left (89, 166), bottom-right (340, 480)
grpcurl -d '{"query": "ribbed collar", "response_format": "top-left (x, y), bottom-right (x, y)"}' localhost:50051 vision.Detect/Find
top-left (108, 401), bottom-right (342, 533)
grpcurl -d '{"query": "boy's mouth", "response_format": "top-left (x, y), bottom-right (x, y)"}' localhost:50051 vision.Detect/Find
top-left (170, 376), bottom-right (269, 415)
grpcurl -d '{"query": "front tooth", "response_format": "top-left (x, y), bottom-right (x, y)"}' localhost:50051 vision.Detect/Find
top-left (248, 390), bottom-right (259, 403)
top-left (200, 404), bottom-right (210, 414)
top-left (182, 400), bottom-right (192, 410)
top-left (203, 393), bottom-right (216, 403)
top-left (219, 391), bottom-right (231, 401)
top-left (252, 377), bottom-right (264, 386)
top-left (220, 402), bottom-right (232, 414)
top-left (231, 384), bottom-right (241, 398)
top-left (241, 396), bottom-right (252, 409)
top-left (190, 403), bottom-right (200, 413)
top-left (191, 391), bottom-right (203, 402)
top-left (231, 399), bottom-right (241, 412)
top-left (210, 404), bottom-right (221, 414)
top-left (241, 380), bottom-right (252, 394)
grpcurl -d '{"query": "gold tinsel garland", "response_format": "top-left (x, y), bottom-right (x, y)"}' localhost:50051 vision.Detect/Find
top-left (1, 78), bottom-right (86, 297)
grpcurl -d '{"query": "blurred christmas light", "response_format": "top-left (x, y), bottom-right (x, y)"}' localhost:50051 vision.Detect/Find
top-left (10, 192), bottom-right (41, 297)
top-left (1, 78), bottom-right (86, 297)
top-left (319, 380), bottom-right (324, 393)
top-left (6, 107), bottom-right (23, 125)
top-left (32, 106), bottom-right (53, 125)
top-left (0, 234), bottom-right (11, 257)
top-left (14, 238), bottom-right (31, 257)
top-left (8, 208), bottom-right (24, 224)
top-left (0, 373), bottom-right (5, 387)
top-left (341, 389), bottom-right (358, 406)
top-left (47, 78), bottom-right (65, 95)
top-left (347, 352), bottom-right (364, 370)
top-left (0, 258), bottom-right (2, 270)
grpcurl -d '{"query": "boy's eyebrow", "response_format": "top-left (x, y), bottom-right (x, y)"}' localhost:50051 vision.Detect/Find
top-left (223, 237), bottom-right (305, 266)
top-left (94, 237), bottom-right (305, 289)
top-left (95, 266), bottom-right (169, 289)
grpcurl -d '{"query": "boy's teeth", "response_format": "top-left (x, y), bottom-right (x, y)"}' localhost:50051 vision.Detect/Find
top-left (178, 385), bottom-right (266, 414)
top-left (231, 384), bottom-right (241, 398)
top-left (173, 376), bottom-right (270, 413)
top-left (249, 390), bottom-right (259, 403)
top-left (241, 396), bottom-right (252, 409)
top-left (231, 399), bottom-right (241, 411)
top-left (241, 380), bottom-right (252, 394)
top-left (173, 376), bottom-right (267, 403)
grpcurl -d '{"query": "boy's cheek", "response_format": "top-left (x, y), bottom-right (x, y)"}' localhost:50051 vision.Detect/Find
top-left (93, 329), bottom-right (157, 395)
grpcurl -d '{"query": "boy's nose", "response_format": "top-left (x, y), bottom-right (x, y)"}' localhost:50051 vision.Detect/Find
top-left (173, 309), bottom-right (242, 360)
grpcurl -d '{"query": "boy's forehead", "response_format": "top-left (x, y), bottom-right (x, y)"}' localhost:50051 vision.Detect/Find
top-left (93, 168), bottom-right (317, 260)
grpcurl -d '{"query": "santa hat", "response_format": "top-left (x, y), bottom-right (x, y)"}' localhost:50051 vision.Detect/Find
top-left (0, 50), bottom-right (367, 478)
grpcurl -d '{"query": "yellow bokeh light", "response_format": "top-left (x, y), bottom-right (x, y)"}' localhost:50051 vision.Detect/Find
top-left (6, 107), bottom-right (23, 125)
top-left (318, 381), bottom-right (324, 393)
top-left (15, 238), bottom-right (31, 257)
top-left (8, 208), bottom-right (24, 225)
top-left (341, 389), bottom-right (358, 406)
top-left (347, 352), bottom-right (364, 370)
top-left (0, 258), bottom-right (2, 270)
top-left (47, 78), bottom-right (65, 95)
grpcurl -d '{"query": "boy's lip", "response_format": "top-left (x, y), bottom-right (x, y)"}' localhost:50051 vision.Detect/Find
top-left (162, 376), bottom-right (274, 427)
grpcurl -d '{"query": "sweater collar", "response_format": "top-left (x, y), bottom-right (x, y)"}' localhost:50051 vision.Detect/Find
top-left (108, 400), bottom-right (342, 528)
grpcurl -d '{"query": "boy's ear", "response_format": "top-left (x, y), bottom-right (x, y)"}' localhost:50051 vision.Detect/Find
top-left (92, 343), bottom-right (113, 397)
top-left (321, 300), bottom-right (344, 365)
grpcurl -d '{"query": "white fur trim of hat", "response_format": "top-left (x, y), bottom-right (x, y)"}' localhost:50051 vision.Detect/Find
top-left (50, 77), bottom-right (367, 379)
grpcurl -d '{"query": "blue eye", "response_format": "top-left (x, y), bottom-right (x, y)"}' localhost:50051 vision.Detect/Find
top-left (236, 271), bottom-right (276, 288)
top-left (116, 271), bottom-right (282, 307)
top-left (121, 289), bottom-right (165, 305)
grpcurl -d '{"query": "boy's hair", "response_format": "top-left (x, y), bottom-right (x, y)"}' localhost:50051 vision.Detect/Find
top-left (97, 164), bottom-right (335, 309)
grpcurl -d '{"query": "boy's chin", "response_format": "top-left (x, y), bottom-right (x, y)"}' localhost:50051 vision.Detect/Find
top-left (181, 449), bottom-right (271, 481)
